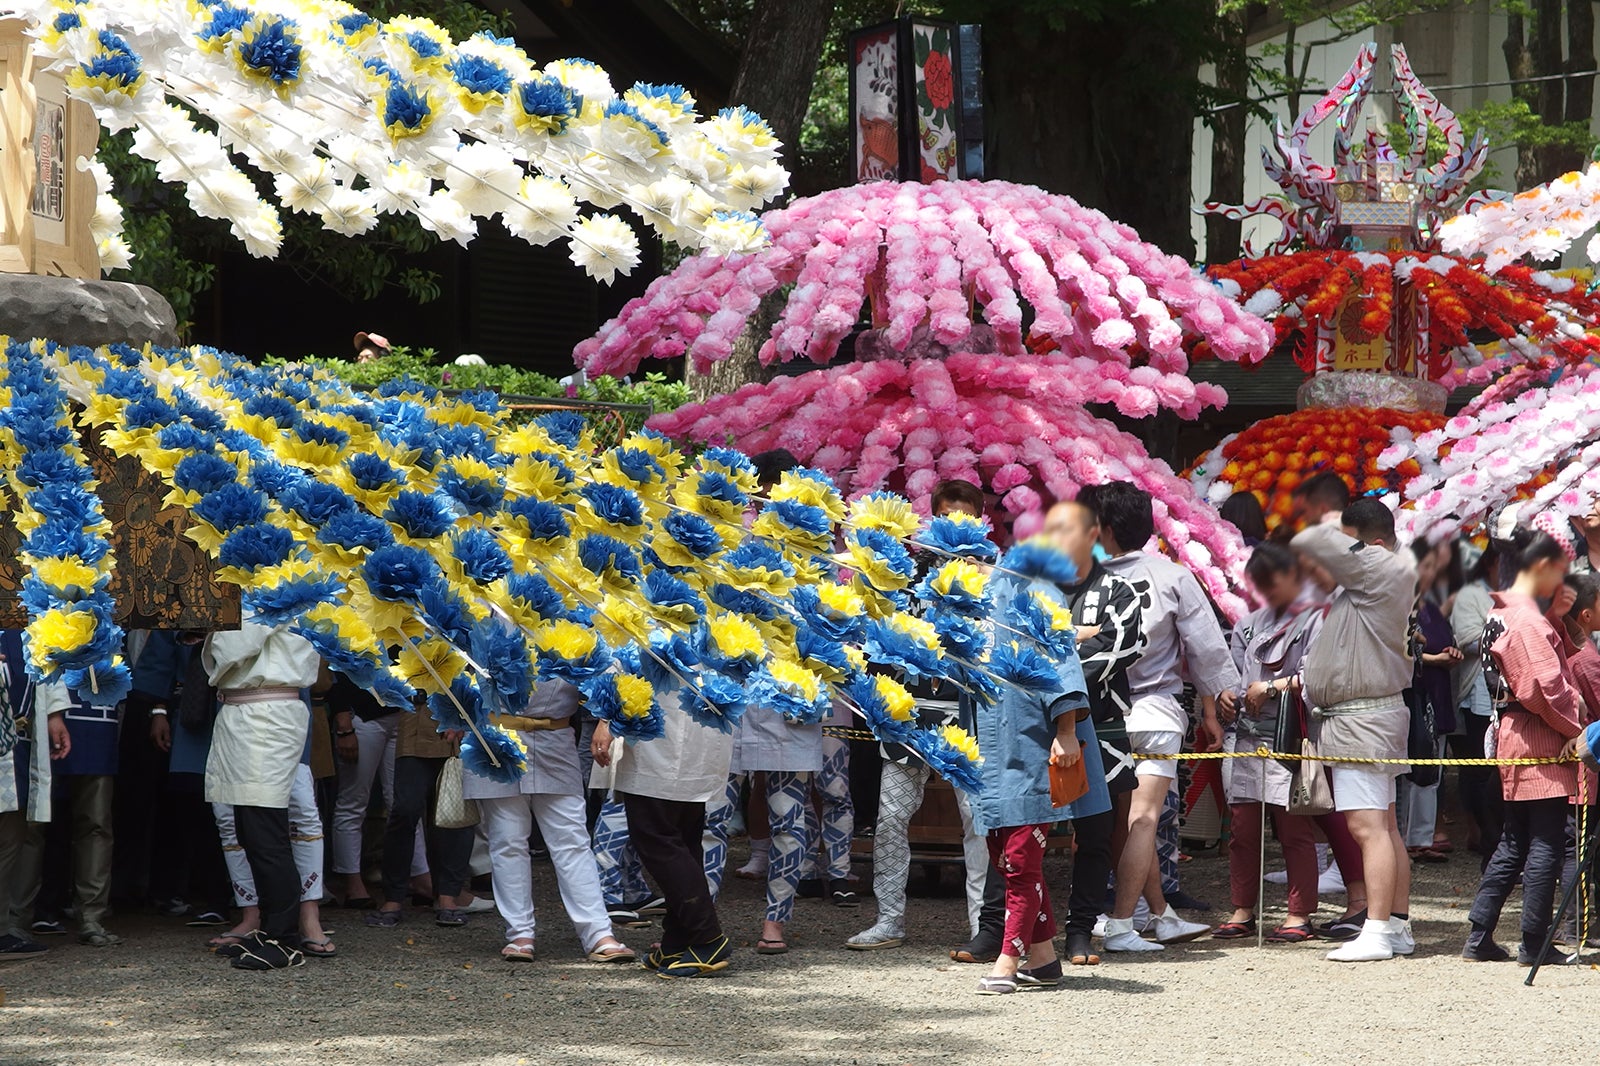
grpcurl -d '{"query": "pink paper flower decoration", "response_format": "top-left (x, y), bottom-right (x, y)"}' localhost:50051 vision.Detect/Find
top-left (576, 180), bottom-right (1272, 378)
top-left (648, 358), bottom-right (1252, 617)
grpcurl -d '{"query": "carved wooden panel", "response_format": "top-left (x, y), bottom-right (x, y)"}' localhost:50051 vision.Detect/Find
top-left (0, 426), bottom-right (241, 630)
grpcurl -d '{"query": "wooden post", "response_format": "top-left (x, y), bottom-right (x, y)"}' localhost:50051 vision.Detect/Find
top-left (0, 17), bottom-right (100, 279)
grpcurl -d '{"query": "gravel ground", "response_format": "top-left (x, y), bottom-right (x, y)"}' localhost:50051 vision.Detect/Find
top-left (3, 838), bottom-right (1599, 1066)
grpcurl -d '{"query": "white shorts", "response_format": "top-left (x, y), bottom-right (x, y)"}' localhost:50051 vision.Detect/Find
top-left (1331, 766), bottom-right (1398, 812)
top-left (1128, 729), bottom-right (1182, 780)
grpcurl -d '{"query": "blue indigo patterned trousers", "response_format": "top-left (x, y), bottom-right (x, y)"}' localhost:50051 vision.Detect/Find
top-left (593, 792), bottom-right (650, 908)
top-left (704, 771), bottom-right (811, 924)
top-left (1159, 784), bottom-right (1181, 897)
top-left (801, 736), bottom-right (854, 882)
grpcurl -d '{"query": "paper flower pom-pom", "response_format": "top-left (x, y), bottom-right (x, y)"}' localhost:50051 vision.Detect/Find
top-left (849, 492), bottom-right (921, 538)
top-left (915, 559), bottom-right (992, 616)
top-left (173, 453), bottom-right (239, 497)
top-left (910, 725), bottom-right (984, 793)
top-left (577, 533), bottom-right (642, 586)
top-left (679, 670), bottom-right (748, 733)
top-left (750, 659), bottom-right (830, 724)
top-left (999, 540), bottom-right (1077, 585)
top-left (218, 523), bottom-right (295, 574)
top-left (843, 672), bottom-right (920, 745)
top-left (1007, 589), bottom-right (1077, 659)
top-left (838, 528), bottom-right (915, 592)
top-left (194, 483), bottom-right (270, 533)
top-left (533, 619), bottom-right (613, 682)
top-left (863, 614), bottom-right (944, 680)
top-left (460, 723), bottom-right (528, 784)
top-left (987, 640), bottom-right (1061, 692)
top-left (364, 544), bottom-right (440, 602)
top-left (700, 611), bottom-right (767, 679)
top-left (506, 571), bottom-right (567, 622)
top-left (919, 512), bottom-right (999, 561)
top-left (583, 672), bottom-right (663, 740)
top-left (792, 583), bottom-right (866, 643)
top-left (64, 659), bottom-right (132, 709)
top-left (505, 498), bottom-right (570, 543)
top-left (452, 527), bottom-right (513, 584)
top-left (643, 569), bottom-right (705, 626)
top-left (281, 480), bottom-right (356, 527)
top-left (385, 490), bottom-right (457, 540)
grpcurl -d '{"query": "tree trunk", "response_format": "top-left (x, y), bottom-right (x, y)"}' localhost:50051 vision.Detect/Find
top-left (983, 1), bottom-right (1206, 258)
top-left (1562, 0), bottom-right (1597, 175)
top-left (1206, 5), bottom-right (1248, 264)
top-left (1503, 11), bottom-right (1541, 190)
top-left (689, 0), bottom-right (836, 402)
top-left (1532, 0), bottom-right (1567, 181)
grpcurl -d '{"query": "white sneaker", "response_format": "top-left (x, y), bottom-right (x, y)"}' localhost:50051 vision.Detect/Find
top-left (1264, 870), bottom-right (1289, 885)
top-left (461, 896), bottom-right (498, 914)
top-left (1152, 908), bottom-right (1211, 944)
top-left (1317, 864), bottom-right (1346, 896)
top-left (1327, 921), bottom-right (1396, 962)
top-left (1103, 917), bottom-right (1164, 953)
top-left (1388, 917), bottom-right (1415, 956)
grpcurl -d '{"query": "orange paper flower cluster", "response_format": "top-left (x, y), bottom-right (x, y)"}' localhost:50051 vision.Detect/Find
top-left (1196, 407), bottom-right (1445, 531)
top-left (1206, 251), bottom-right (1600, 379)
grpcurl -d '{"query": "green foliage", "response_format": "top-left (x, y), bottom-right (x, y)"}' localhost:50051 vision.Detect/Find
top-left (1456, 99), bottom-right (1600, 187)
top-left (267, 346), bottom-right (693, 424)
top-left (98, 0), bottom-right (513, 337)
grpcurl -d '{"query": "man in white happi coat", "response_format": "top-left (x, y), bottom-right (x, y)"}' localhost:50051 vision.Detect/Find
top-left (202, 618), bottom-right (325, 970)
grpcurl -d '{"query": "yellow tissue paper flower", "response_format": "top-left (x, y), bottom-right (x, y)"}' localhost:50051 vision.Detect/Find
top-left (397, 637), bottom-right (468, 691)
top-left (768, 658), bottom-right (822, 702)
top-left (886, 612), bottom-right (943, 654)
top-left (30, 556), bottom-right (106, 597)
top-left (751, 510), bottom-right (831, 557)
top-left (941, 725), bottom-right (982, 764)
top-left (930, 559), bottom-right (988, 600)
top-left (770, 470), bottom-right (844, 521)
top-left (850, 576), bottom-right (905, 620)
top-left (593, 593), bottom-right (652, 647)
top-left (816, 583), bottom-right (865, 620)
top-left (301, 603), bottom-right (382, 657)
top-left (874, 674), bottom-right (916, 723)
top-left (535, 619), bottom-right (599, 662)
top-left (27, 607), bottom-right (97, 670)
top-left (849, 493), bottom-right (920, 539)
top-left (707, 611), bottom-right (765, 662)
top-left (1028, 590), bottom-right (1074, 632)
top-left (615, 674), bottom-right (655, 720)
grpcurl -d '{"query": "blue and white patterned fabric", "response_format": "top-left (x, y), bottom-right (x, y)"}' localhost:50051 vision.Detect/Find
top-left (593, 793), bottom-right (649, 908)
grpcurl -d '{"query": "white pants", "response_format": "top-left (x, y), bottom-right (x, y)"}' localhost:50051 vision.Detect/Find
top-left (214, 763), bottom-right (323, 906)
top-left (331, 715), bottom-right (426, 878)
top-left (479, 792), bottom-right (613, 952)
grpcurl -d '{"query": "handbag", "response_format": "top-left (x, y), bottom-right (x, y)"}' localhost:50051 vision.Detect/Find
top-left (433, 755), bottom-right (480, 830)
top-left (1404, 686), bottom-right (1440, 788)
top-left (1287, 738), bottom-right (1334, 816)
top-left (1270, 687), bottom-right (1305, 772)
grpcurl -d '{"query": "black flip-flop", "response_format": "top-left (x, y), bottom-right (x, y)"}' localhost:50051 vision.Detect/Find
top-left (754, 938), bottom-right (789, 955)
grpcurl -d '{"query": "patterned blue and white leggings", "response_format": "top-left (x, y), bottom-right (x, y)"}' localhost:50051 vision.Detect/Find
top-left (802, 736), bottom-right (854, 882)
top-left (704, 771), bottom-right (811, 924)
top-left (592, 793), bottom-right (650, 909)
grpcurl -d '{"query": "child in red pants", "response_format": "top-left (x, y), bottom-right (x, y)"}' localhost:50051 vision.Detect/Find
top-left (969, 574), bottom-right (1107, 994)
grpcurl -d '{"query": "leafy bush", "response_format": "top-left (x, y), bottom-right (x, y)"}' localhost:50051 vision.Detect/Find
top-left (265, 347), bottom-right (692, 429)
